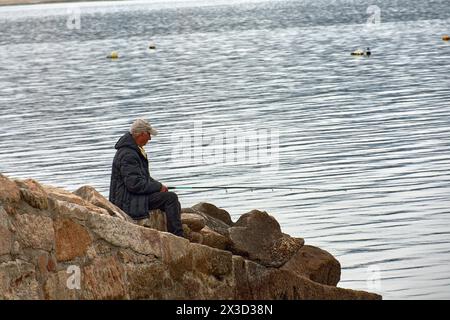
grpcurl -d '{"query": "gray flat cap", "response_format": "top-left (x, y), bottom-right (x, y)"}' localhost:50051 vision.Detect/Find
top-left (130, 119), bottom-right (158, 136)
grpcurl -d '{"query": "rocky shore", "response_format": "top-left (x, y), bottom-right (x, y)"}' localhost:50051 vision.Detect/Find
top-left (0, 173), bottom-right (381, 299)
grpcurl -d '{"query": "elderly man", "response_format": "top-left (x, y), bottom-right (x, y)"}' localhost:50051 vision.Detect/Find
top-left (109, 119), bottom-right (183, 237)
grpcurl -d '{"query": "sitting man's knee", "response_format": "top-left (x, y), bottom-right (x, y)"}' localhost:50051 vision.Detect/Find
top-left (166, 191), bottom-right (178, 202)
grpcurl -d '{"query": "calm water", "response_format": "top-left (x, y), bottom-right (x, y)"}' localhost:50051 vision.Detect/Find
top-left (1, 0), bottom-right (450, 299)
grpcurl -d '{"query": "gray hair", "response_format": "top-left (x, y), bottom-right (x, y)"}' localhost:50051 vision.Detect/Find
top-left (130, 119), bottom-right (158, 136)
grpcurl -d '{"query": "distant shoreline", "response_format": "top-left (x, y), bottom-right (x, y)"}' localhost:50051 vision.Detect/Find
top-left (0, 0), bottom-right (113, 7)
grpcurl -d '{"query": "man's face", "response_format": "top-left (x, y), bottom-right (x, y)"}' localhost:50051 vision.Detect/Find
top-left (136, 131), bottom-right (151, 146)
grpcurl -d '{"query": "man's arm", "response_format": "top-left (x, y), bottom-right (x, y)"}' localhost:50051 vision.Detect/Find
top-left (120, 154), bottom-right (162, 194)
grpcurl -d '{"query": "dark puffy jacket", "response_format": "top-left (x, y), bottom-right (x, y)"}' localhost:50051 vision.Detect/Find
top-left (109, 132), bottom-right (162, 219)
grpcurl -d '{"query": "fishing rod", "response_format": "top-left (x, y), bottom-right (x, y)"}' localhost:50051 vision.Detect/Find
top-left (168, 186), bottom-right (346, 192)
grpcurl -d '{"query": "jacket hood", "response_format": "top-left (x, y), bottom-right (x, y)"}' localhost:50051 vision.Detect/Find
top-left (115, 132), bottom-right (138, 150)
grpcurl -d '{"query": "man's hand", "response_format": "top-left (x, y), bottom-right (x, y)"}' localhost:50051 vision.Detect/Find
top-left (160, 184), bottom-right (168, 192)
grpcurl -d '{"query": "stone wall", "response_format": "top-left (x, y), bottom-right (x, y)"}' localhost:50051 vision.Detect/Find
top-left (0, 173), bottom-right (381, 300)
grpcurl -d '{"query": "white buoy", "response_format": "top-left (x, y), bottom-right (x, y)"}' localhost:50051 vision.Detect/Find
top-left (351, 49), bottom-right (364, 56)
top-left (351, 48), bottom-right (371, 56)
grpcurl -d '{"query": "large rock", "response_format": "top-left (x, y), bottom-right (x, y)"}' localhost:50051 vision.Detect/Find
top-left (228, 210), bottom-right (304, 267)
top-left (189, 243), bottom-right (233, 278)
top-left (182, 224), bottom-right (203, 244)
top-left (183, 207), bottom-right (230, 237)
top-left (281, 245), bottom-right (341, 286)
top-left (0, 174), bottom-right (21, 204)
top-left (73, 186), bottom-right (130, 221)
top-left (44, 258), bottom-right (127, 300)
top-left (0, 225), bottom-right (12, 256)
top-left (43, 270), bottom-right (79, 300)
top-left (124, 260), bottom-right (171, 299)
top-left (0, 207), bottom-right (13, 256)
top-left (16, 179), bottom-right (49, 210)
top-left (0, 260), bottom-right (40, 299)
top-left (192, 202), bottom-right (233, 226)
top-left (13, 214), bottom-right (54, 251)
top-left (36, 252), bottom-right (57, 279)
top-left (88, 213), bottom-right (163, 257)
top-left (44, 185), bottom-right (109, 216)
top-left (54, 218), bottom-right (92, 262)
top-left (181, 213), bottom-right (206, 232)
top-left (118, 250), bottom-right (169, 299)
top-left (134, 209), bottom-right (167, 232)
top-left (48, 198), bottom-right (92, 221)
top-left (82, 256), bottom-right (127, 299)
top-left (243, 259), bottom-right (380, 300)
top-left (200, 225), bottom-right (231, 250)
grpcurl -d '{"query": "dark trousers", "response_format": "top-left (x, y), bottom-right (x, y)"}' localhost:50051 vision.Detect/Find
top-left (148, 191), bottom-right (184, 237)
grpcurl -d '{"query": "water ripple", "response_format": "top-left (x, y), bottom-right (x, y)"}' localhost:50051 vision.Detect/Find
top-left (1, 0), bottom-right (450, 299)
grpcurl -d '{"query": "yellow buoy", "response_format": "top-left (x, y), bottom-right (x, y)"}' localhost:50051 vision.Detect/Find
top-left (107, 51), bottom-right (119, 59)
top-left (443, 35), bottom-right (450, 41)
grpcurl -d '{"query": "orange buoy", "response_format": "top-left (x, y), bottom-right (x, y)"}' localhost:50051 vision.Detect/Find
top-left (443, 35), bottom-right (450, 41)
